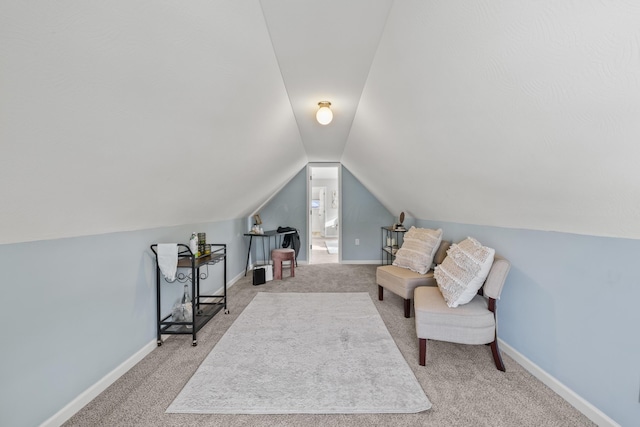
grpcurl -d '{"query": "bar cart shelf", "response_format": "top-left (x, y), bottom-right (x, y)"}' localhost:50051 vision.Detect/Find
top-left (150, 243), bottom-right (228, 347)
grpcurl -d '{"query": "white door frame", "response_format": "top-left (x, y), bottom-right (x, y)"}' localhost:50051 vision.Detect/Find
top-left (307, 163), bottom-right (341, 264)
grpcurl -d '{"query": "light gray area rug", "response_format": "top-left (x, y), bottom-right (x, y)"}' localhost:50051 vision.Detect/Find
top-left (166, 292), bottom-right (431, 414)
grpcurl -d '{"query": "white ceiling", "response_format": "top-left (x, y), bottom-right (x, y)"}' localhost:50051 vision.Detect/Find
top-left (1, 0), bottom-right (639, 244)
top-left (261, 0), bottom-right (394, 162)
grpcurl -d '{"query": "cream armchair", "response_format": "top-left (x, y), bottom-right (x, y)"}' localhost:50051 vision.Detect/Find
top-left (414, 255), bottom-right (511, 371)
top-left (376, 240), bottom-right (451, 318)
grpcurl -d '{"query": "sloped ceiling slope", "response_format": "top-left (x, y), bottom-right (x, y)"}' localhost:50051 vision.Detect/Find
top-left (3, 1), bottom-right (640, 245)
top-left (343, 0), bottom-right (640, 239)
top-left (0, 1), bottom-right (306, 244)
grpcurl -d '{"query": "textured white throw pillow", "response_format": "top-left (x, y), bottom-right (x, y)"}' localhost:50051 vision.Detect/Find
top-left (434, 237), bottom-right (495, 308)
top-left (392, 227), bottom-right (443, 274)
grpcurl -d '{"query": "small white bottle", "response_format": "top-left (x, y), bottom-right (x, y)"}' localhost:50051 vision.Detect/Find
top-left (189, 232), bottom-right (198, 256)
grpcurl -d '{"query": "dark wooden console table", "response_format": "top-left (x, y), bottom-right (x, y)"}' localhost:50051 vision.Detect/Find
top-left (244, 229), bottom-right (296, 276)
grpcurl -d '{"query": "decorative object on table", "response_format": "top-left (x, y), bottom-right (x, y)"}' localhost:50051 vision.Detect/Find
top-left (251, 214), bottom-right (264, 234)
top-left (189, 232), bottom-right (198, 256)
top-left (394, 212), bottom-right (406, 231)
top-left (195, 233), bottom-right (207, 257)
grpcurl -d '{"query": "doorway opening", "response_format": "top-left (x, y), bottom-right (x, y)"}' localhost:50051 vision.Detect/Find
top-left (308, 164), bottom-right (340, 264)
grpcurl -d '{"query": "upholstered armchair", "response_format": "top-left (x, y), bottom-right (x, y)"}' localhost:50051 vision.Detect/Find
top-left (377, 239), bottom-right (451, 318)
top-left (414, 255), bottom-right (511, 371)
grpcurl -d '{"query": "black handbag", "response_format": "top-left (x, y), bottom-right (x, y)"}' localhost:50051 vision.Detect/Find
top-left (252, 267), bottom-right (266, 286)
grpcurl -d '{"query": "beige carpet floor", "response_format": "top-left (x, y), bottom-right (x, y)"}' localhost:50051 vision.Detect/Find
top-left (64, 264), bottom-right (595, 427)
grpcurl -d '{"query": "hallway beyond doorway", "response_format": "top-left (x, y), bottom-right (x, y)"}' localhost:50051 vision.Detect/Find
top-left (310, 235), bottom-right (338, 264)
top-left (308, 163), bottom-right (340, 265)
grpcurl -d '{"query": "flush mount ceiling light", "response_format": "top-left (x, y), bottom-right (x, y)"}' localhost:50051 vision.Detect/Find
top-left (316, 101), bottom-right (333, 125)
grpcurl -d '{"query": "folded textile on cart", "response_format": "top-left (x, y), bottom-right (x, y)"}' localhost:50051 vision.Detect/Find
top-left (157, 243), bottom-right (178, 281)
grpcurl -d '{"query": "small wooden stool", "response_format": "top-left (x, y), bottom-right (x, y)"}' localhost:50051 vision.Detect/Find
top-left (271, 248), bottom-right (295, 280)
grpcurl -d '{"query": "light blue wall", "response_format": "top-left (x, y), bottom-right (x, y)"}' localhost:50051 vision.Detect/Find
top-left (416, 219), bottom-right (640, 427)
top-left (341, 166), bottom-right (395, 261)
top-left (252, 167), bottom-right (308, 263)
top-left (0, 218), bottom-right (248, 427)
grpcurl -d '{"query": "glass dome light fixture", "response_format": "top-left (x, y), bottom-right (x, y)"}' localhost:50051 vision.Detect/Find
top-left (316, 101), bottom-right (333, 125)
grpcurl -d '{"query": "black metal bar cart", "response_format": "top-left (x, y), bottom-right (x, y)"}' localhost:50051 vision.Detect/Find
top-left (150, 243), bottom-right (228, 346)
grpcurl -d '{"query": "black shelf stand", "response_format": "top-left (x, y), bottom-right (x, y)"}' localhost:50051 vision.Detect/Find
top-left (381, 226), bottom-right (407, 265)
top-left (150, 243), bottom-right (228, 347)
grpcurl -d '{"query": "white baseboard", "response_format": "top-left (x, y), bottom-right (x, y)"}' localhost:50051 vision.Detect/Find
top-left (40, 339), bottom-right (158, 427)
top-left (227, 269), bottom-right (243, 287)
top-left (498, 339), bottom-right (620, 427)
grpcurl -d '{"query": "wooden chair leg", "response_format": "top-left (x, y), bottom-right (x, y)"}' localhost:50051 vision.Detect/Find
top-left (419, 338), bottom-right (426, 366)
top-left (378, 285), bottom-right (383, 301)
top-left (404, 298), bottom-right (411, 318)
top-left (490, 339), bottom-right (505, 371)
top-left (488, 298), bottom-right (505, 371)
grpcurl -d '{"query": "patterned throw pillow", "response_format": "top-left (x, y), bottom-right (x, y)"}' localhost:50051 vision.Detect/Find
top-left (434, 237), bottom-right (495, 308)
top-left (392, 227), bottom-right (443, 274)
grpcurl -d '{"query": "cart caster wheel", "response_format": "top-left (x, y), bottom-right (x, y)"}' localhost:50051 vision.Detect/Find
top-left (192, 341), bottom-right (197, 347)
top-left (225, 309), bottom-right (230, 314)
top-left (157, 341), bottom-right (162, 346)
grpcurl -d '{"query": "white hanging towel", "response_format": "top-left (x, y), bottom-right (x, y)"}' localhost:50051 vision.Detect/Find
top-left (157, 244), bottom-right (178, 282)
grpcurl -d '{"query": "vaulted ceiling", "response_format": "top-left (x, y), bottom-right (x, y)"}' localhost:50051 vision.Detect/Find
top-left (2, 0), bottom-right (639, 244)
